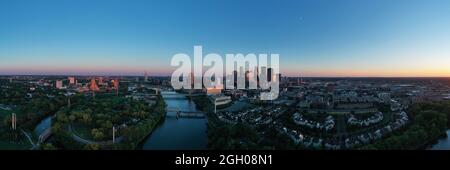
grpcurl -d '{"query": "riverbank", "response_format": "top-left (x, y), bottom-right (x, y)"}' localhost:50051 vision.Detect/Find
top-left (427, 129), bottom-right (450, 150)
top-left (105, 96), bottom-right (167, 149)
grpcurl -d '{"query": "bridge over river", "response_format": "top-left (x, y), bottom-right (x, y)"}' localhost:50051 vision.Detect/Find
top-left (166, 107), bottom-right (205, 118)
top-left (160, 91), bottom-right (203, 99)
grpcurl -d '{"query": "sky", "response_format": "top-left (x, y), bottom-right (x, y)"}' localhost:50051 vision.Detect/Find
top-left (0, 0), bottom-right (450, 77)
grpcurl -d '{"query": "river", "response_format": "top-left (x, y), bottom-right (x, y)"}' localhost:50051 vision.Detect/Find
top-left (141, 91), bottom-right (208, 150)
top-left (430, 130), bottom-right (450, 150)
top-left (34, 116), bottom-right (51, 136)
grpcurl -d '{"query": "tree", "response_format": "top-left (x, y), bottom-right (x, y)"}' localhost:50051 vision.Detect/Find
top-left (69, 115), bottom-right (76, 122)
top-left (41, 143), bottom-right (57, 150)
top-left (361, 103), bottom-right (448, 150)
top-left (81, 113), bottom-right (92, 124)
top-left (92, 128), bottom-right (105, 141)
top-left (84, 144), bottom-right (101, 150)
top-left (3, 116), bottom-right (11, 127)
top-left (56, 113), bottom-right (69, 123)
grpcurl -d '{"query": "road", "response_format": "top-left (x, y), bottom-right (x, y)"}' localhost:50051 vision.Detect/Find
top-left (335, 115), bottom-right (348, 149)
top-left (20, 129), bottom-right (38, 150)
top-left (68, 124), bottom-right (123, 145)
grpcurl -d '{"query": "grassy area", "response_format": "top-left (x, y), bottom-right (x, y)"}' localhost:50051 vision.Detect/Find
top-left (0, 110), bottom-right (11, 125)
top-left (71, 123), bottom-right (94, 140)
top-left (0, 106), bottom-right (18, 118)
top-left (0, 139), bottom-right (32, 150)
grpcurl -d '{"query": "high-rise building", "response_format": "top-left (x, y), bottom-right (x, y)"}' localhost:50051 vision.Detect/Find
top-left (245, 71), bottom-right (251, 89)
top-left (267, 68), bottom-right (272, 82)
top-left (56, 80), bottom-right (63, 89)
top-left (187, 72), bottom-right (194, 88)
top-left (113, 79), bottom-right (119, 95)
top-left (113, 79), bottom-right (119, 90)
top-left (90, 79), bottom-right (100, 91)
top-left (233, 70), bottom-right (238, 89)
top-left (68, 77), bottom-right (76, 84)
top-left (255, 66), bottom-right (259, 88)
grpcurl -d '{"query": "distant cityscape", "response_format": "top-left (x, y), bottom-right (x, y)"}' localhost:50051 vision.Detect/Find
top-left (1, 73), bottom-right (450, 150)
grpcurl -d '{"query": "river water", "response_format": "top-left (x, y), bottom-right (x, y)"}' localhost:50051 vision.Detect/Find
top-left (430, 130), bottom-right (450, 150)
top-left (141, 91), bottom-right (208, 150)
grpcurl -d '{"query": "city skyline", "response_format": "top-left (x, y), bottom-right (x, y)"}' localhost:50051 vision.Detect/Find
top-left (1, 0), bottom-right (450, 77)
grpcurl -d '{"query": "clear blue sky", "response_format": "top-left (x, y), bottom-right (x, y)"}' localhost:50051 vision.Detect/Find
top-left (1, 0), bottom-right (450, 76)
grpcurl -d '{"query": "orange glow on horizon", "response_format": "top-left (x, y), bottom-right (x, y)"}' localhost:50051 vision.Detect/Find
top-left (1, 65), bottom-right (450, 77)
top-left (282, 68), bottom-right (450, 77)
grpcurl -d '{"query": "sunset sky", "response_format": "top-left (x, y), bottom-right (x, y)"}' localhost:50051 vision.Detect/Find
top-left (1, 0), bottom-right (450, 77)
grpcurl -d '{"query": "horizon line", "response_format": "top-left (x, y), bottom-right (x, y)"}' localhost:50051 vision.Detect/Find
top-left (2, 74), bottom-right (450, 79)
